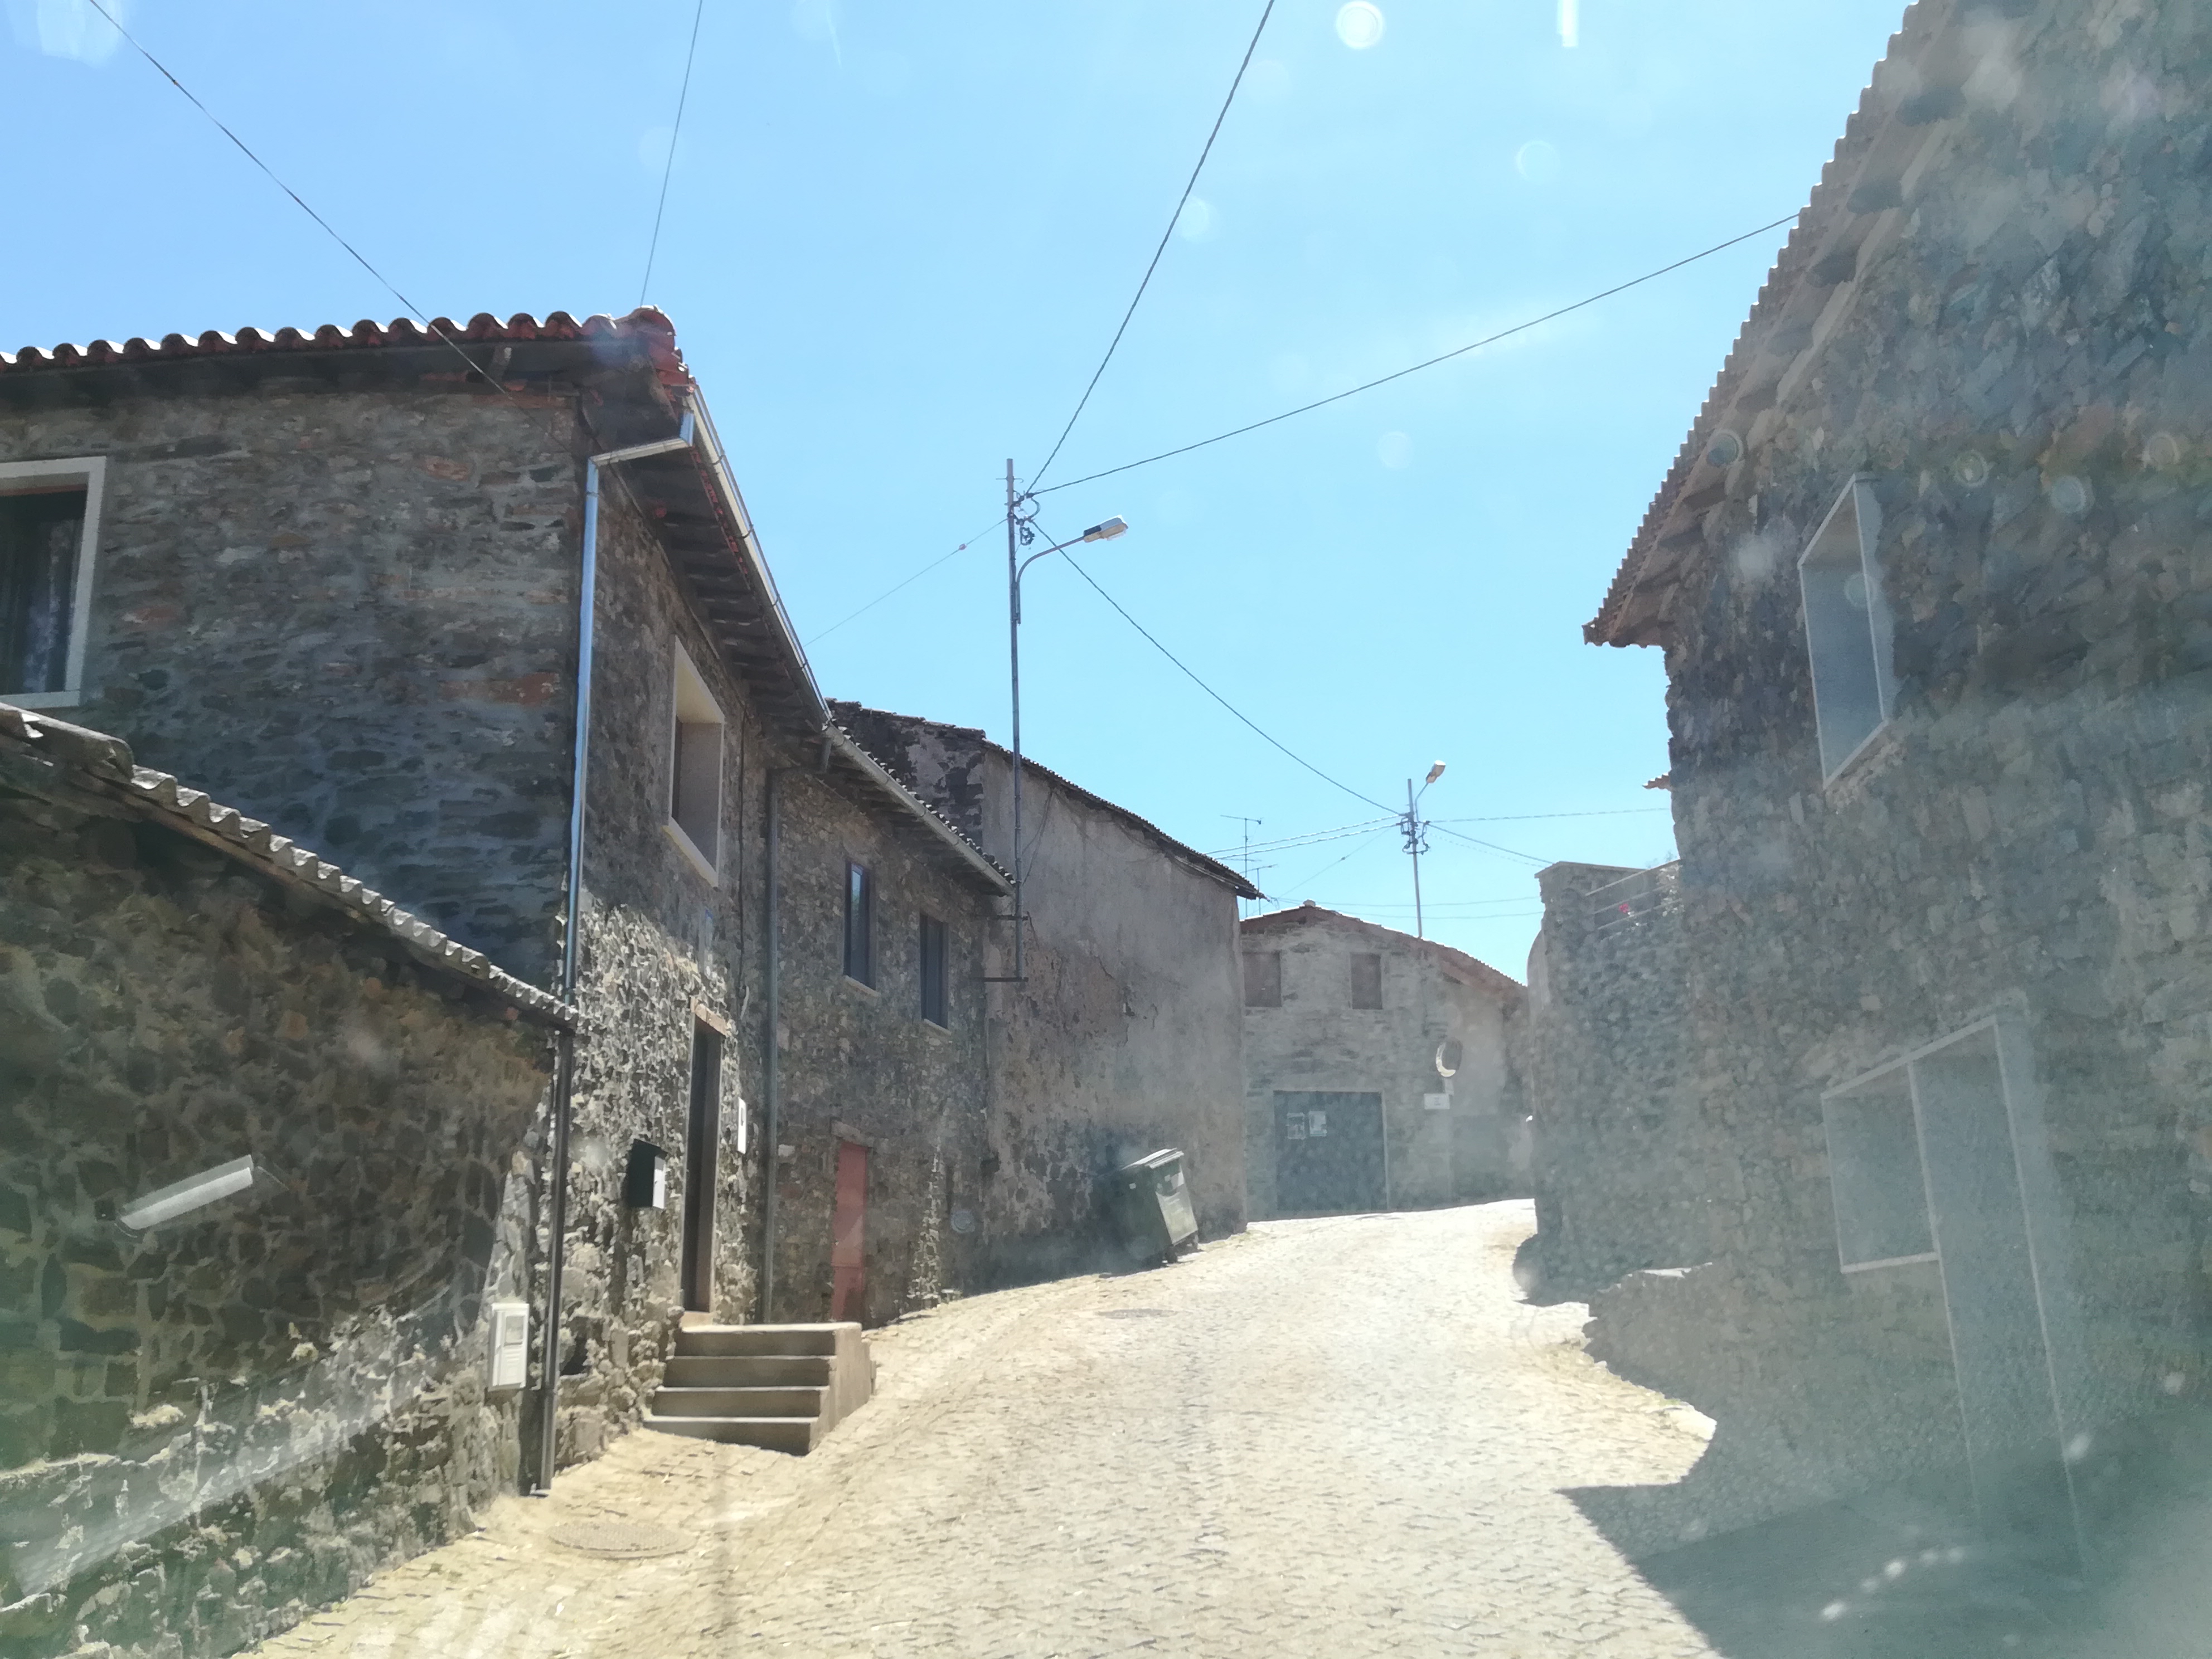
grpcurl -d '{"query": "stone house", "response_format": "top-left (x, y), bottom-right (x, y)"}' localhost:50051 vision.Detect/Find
top-left (831, 705), bottom-right (1259, 1279)
top-left (0, 702), bottom-right (564, 1659)
top-left (1521, 860), bottom-right (1702, 1298)
top-left (0, 309), bottom-right (1015, 1644)
top-left (1238, 904), bottom-right (1525, 1219)
top-left (1578, 0), bottom-right (2212, 1559)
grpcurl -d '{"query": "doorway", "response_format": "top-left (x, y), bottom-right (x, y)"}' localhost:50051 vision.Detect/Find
top-left (680, 1021), bottom-right (722, 1313)
top-left (1274, 1090), bottom-right (1386, 1215)
top-left (830, 1140), bottom-right (869, 1322)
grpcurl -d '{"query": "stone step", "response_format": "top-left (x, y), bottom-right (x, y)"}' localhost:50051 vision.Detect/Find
top-left (675, 1323), bottom-right (842, 1357)
top-left (642, 1413), bottom-right (819, 1455)
top-left (651, 1385), bottom-right (824, 1419)
top-left (662, 1354), bottom-right (832, 1389)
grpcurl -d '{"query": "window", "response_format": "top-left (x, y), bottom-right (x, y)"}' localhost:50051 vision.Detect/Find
top-left (1350, 953), bottom-right (1383, 1009)
top-left (1823, 1065), bottom-right (1934, 1270)
top-left (843, 861), bottom-right (874, 987)
top-left (1243, 951), bottom-right (1282, 1008)
top-left (919, 914), bottom-right (949, 1027)
top-left (0, 457), bottom-right (103, 708)
top-left (664, 644), bottom-right (725, 880)
top-left (1798, 475), bottom-right (1896, 780)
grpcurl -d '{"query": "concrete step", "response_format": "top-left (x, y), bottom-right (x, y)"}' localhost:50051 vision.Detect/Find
top-left (642, 1413), bottom-right (819, 1454)
top-left (662, 1354), bottom-right (832, 1389)
top-left (652, 1385), bottom-right (824, 1419)
top-left (676, 1323), bottom-right (842, 1357)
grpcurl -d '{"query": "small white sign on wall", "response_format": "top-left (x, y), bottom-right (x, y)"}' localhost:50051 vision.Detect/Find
top-left (1423, 1093), bottom-right (1452, 1112)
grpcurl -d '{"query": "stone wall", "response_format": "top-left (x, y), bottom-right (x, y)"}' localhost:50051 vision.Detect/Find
top-left (1522, 862), bottom-right (1707, 1297)
top-left (0, 382), bottom-right (586, 982)
top-left (1589, 0), bottom-right (2212, 1527)
top-left (829, 709), bottom-right (1253, 1283)
top-left (765, 764), bottom-right (991, 1326)
top-left (0, 748), bottom-right (553, 1659)
top-left (535, 483), bottom-right (767, 1465)
top-left (1239, 906), bottom-right (1524, 1221)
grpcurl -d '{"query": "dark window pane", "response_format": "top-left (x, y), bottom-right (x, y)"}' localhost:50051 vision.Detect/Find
top-left (1243, 952), bottom-right (1282, 1008)
top-left (920, 914), bottom-right (948, 1026)
top-left (1350, 953), bottom-right (1383, 1009)
top-left (843, 861), bottom-right (874, 986)
top-left (0, 489), bottom-right (85, 695)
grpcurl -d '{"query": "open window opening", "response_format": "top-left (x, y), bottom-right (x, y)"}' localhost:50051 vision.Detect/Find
top-left (0, 457), bottom-right (103, 708)
top-left (666, 643), bottom-right (724, 880)
top-left (1798, 475), bottom-right (1897, 781)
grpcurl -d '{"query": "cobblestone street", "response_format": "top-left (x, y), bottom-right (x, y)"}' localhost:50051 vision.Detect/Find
top-left (246, 1202), bottom-right (1724, 1657)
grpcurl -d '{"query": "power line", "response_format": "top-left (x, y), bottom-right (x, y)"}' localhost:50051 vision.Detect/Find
top-left (85, 0), bottom-right (441, 336)
top-left (1435, 807), bottom-right (1672, 824)
top-left (1269, 829), bottom-right (1393, 899)
top-left (803, 518), bottom-right (1002, 646)
top-left (1051, 535), bottom-right (1394, 814)
top-left (1033, 211), bottom-right (1801, 496)
top-left (1204, 817), bottom-right (1395, 859)
top-left (1030, 0), bottom-right (1278, 488)
top-left (640, 0), bottom-right (710, 308)
top-left (1429, 823), bottom-right (1549, 866)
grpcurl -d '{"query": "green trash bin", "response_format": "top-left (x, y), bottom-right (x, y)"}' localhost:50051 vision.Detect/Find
top-left (1110, 1148), bottom-right (1200, 1264)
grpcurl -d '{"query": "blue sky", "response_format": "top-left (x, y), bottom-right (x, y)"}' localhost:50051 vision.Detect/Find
top-left (4, 0), bottom-right (1906, 975)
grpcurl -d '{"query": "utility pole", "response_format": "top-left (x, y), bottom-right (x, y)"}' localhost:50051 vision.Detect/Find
top-left (1005, 458), bottom-right (1026, 983)
top-left (1402, 761), bottom-right (1445, 938)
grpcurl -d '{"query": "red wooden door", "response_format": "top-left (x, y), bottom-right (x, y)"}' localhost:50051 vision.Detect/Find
top-left (830, 1141), bottom-right (868, 1322)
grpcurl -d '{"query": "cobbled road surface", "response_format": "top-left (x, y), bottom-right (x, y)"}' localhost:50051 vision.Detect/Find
top-left (249, 1202), bottom-right (1725, 1658)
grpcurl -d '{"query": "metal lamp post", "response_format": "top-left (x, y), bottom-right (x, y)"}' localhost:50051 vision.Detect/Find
top-left (1403, 760), bottom-right (1447, 938)
top-left (1001, 458), bottom-right (1127, 982)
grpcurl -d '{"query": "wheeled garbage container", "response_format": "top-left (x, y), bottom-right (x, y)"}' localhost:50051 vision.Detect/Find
top-left (1110, 1148), bottom-right (1200, 1264)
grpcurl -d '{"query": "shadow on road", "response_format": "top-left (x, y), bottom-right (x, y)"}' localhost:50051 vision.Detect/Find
top-left (1567, 1401), bottom-right (2212, 1659)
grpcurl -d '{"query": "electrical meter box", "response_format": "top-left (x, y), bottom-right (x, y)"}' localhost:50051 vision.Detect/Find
top-left (487, 1299), bottom-right (530, 1391)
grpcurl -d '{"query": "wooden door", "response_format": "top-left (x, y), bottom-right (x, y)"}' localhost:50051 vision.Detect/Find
top-left (830, 1141), bottom-right (868, 1322)
top-left (680, 1023), bottom-right (722, 1312)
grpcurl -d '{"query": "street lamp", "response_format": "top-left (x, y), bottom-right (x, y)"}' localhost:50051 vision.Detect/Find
top-left (1001, 457), bottom-right (1127, 982)
top-left (1404, 760), bottom-right (1446, 939)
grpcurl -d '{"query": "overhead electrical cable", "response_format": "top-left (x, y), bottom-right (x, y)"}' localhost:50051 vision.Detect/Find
top-left (1032, 211), bottom-right (1801, 496)
top-left (804, 518), bottom-right (1003, 646)
top-left (639, 0), bottom-right (710, 307)
top-left (1030, 0), bottom-right (1278, 488)
top-left (80, 0), bottom-right (704, 617)
top-left (1269, 830), bottom-right (1393, 900)
top-left (1430, 823), bottom-right (1549, 866)
top-left (1046, 536), bottom-right (1394, 814)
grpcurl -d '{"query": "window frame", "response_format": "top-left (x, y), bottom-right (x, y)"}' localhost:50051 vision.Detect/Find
top-left (843, 860), bottom-right (875, 988)
top-left (1797, 474), bottom-right (1898, 784)
top-left (662, 641), bottom-right (725, 884)
top-left (0, 455), bottom-right (104, 710)
top-left (919, 912), bottom-right (949, 1029)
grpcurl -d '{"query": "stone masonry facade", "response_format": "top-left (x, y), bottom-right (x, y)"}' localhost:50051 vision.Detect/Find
top-left (1522, 861), bottom-right (1706, 1298)
top-left (0, 706), bottom-right (559, 1659)
top-left (1240, 904), bottom-right (1525, 1221)
top-left (1580, 0), bottom-right (2212, 1545)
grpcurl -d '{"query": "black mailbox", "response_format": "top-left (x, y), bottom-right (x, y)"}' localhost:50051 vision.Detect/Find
top-left (624, 1141), bottom-right (668, 1210)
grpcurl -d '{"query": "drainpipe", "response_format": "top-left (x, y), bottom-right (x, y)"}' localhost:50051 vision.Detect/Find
top-left (759, 768), bottom-right (783, 1323)
top-left (532, 420), bottom-right (692, 1496)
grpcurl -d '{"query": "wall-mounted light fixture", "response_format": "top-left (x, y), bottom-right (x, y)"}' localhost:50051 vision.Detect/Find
top-left (118, 1155), bottom-right (282, 1233)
